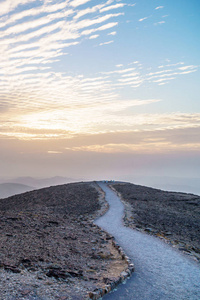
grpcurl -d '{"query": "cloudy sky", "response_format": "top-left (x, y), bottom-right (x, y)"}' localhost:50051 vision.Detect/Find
top-left (0, 0), bottom-right (200, 182)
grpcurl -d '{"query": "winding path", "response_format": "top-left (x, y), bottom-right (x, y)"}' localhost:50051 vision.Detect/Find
top-left (95, 182), bottom-right (200, 300)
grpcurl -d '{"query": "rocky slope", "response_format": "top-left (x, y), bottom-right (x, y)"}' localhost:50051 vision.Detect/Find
top-left (0, 182), bottom-right (127, 300)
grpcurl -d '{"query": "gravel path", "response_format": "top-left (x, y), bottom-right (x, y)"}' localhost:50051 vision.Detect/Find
top-left (95, 182), bottom-right (200, 300)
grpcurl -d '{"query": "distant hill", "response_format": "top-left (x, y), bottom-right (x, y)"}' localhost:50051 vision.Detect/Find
top-left (0, 176), bottom-right (77, 189)
top-left (0, 183), bottom-right (34, 198)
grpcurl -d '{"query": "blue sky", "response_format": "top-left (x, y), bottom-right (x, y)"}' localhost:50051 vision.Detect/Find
top-left (0, 0), bottom-right (199, 180)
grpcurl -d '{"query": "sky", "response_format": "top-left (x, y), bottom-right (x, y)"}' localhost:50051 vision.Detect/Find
top-left (0, 0), bottom-right (200, 183)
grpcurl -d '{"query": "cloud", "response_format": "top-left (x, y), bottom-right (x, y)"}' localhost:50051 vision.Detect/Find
top-left (72, 1), bottom-right (124, 20)
top-left (64, 125), bottom-right (200, 153)
top-left (0, 0), bottom-right (126, 102)
top-left (166, 62), bottom-right (184, 67)
top-left (76, 13), bottom-right (123, 31)
top-left (155, 6), bottom-right (164, 10)
top-left (180, 70), bottom-right (197, 75)
top-left (100, 3), bottom-right (125, 13)
top-left (0, 96), bottom-right (161, 140)
top-left (139, 16), bottom-right (149, 22)
top-left (47, 151), bottom-right (63, 154)
top-left (99, 40), bottom-right (114, 46)
top-left (81, 20), bottom-right (119, 35)
top-left (179, 65), bottom-right (197, 71)
top-left (73, 3), bottom-right (103, 19)
top-left (153, 77), bottom-right (176, 83)
top-left (0, 0), bottom-right (36, 16)
top-left (0, 2), bottom-right (70, 29)
top-left (128, 4), bottom-right (136, 7)
top-left (154, 21), bottom-right (165, 25)
top-left (98, 61), bottom-right (198, 90)
top-left (89, 34), bottom-right (99, 39)
top-left (1, 97), bottom-right (200, 157)
top-left (70, 0), bottom-right (93, 8)
top-left (101, 67), bottom-right (136, 75)
top-left (0, 2), bottom-right (199, 146)
top-left (108, 31), bottom-right (117, 35)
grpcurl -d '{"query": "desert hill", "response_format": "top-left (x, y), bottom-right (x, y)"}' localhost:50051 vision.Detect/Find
top-left (0, 182), bottom-right (127, 299)
top-left (0, 176), bottom-right (77, 190)
top-left (1, 181), bottom-right (200, 299)
top-left (0, 182), bottom-right (34, 199)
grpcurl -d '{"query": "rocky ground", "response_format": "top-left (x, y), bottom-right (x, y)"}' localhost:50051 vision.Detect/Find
top-left (0, 182), bottom-right (128, 300)
top-left (110, 182), bottom-right (200, 262)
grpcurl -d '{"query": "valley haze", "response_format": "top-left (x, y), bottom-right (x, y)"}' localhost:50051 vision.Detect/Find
top-left (0, 176), bottom-right (200, 199)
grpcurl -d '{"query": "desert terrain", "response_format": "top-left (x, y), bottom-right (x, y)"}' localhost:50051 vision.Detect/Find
top-left (0, 182), bottom-right (127, 299)
top-left (1, 180), bottom-right (199, 299)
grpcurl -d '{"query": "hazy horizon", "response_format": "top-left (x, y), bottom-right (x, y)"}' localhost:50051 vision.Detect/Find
top-left (1, 173), bottom-right (200, 197)
top-left (0, 0), bottom-right (199, 186)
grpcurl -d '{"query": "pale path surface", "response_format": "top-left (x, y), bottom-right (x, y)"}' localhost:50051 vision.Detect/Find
top-left (95, 182), bottom-right (200, 300)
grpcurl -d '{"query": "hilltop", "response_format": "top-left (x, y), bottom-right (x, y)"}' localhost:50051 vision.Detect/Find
top-left (1, 180), bottom-right (199, 299)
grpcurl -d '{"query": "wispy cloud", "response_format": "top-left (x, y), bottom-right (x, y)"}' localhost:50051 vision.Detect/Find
top-left (0, 0), bottom-right (36, 16)
top-left (179, 65), bottom-right (197, 71)
top-left (47, 151), bottom-right (63, 154)
top-left (0, 1), bottom-right (199, 145)
top-left (70, 0), bottom-right (93, 8)
top-left (139, 16), bottom-right (149, 22)
top-left (0, 1), bottom-right (123, 68)
top-left (100, 3), bottom-right (126, 13)
top-left (0, 0), bottom-right (126, 117)
top-left (100, 62), bottom-right (198, 90)
top-left (101, 67), bottom-right (136, 75)
top-left (99, 40), bottom-right (114, 46)
top-left (64, 123), bottom-right (200, 153)
top-left (89, 34), bottom-right (99, 39)
top-left (154, 21), bottom-right (165, 25)
top-left (108, 31), bottom-right (117, 35)
top-left (128, 4), bottom-right (136, 7)
top-left (155, 6), bottom-right (164, 10)
top-left (81, 20), bottom-right (119, 35)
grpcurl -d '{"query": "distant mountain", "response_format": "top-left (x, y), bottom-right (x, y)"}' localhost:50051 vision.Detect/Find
top-left (0, 176), bottom-right (77, 189)
top-left (0, 183), bottom-right (34, 199)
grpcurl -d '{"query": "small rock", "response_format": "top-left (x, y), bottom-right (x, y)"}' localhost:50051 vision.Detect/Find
top-left (21, 289), bottom-right (31, 296)
top-left (46, 268), bottom-right (70, 279)
top-left (4, 265), bottom-right (21, 273)
top-left (145, 227), bottom-right (153, 233)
